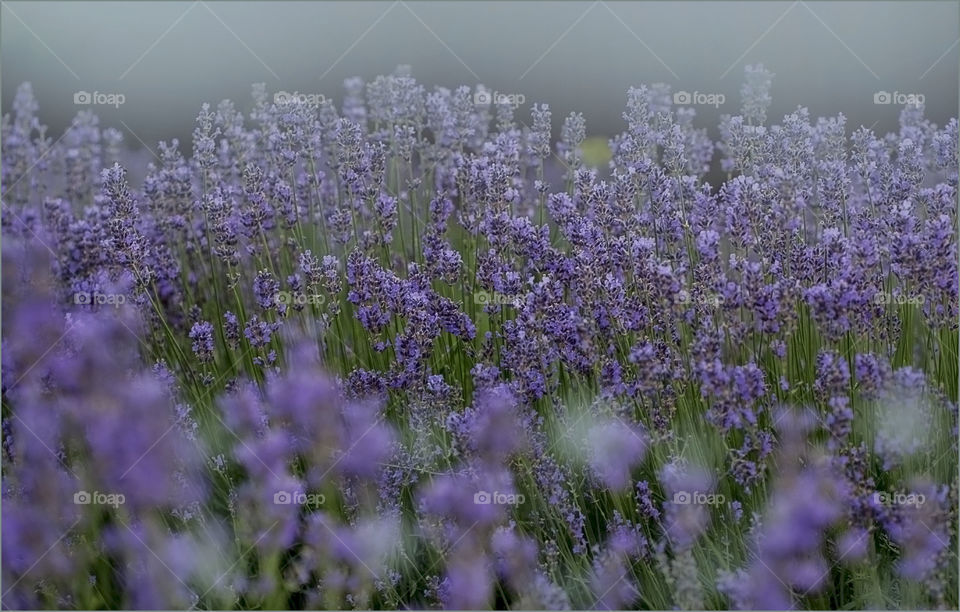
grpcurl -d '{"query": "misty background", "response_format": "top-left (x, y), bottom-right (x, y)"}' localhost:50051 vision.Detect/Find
top-left (2, 0), bottom-right (958, 164)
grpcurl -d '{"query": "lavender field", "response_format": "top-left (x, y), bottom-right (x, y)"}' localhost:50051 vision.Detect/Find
top-left (1, 64), bottom-right (958, 610)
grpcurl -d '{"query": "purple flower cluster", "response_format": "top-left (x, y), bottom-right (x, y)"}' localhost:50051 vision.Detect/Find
top-left (1, 64), bottom-right (957, 610)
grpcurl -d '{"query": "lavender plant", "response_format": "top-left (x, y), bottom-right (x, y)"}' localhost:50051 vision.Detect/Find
top-left (1, 66), bottom-right (957, 610)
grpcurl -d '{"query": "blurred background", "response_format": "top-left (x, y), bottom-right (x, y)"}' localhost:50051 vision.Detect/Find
top-left (3, 0), bottom-right (958, 157)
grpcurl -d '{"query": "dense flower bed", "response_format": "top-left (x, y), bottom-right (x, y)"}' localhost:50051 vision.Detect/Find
top-left (1, 65), bottom-right (957, 609)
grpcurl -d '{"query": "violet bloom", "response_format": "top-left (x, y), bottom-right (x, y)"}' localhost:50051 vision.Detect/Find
top-left (586, 419), bottom-right (647, 491)
top-left (2, 62), bottom-right (957, 611)
top-left (447, 384), bottom-right (528, 465)
top-left (244, 315), bottom-right (280, 348)
top-left (442, 554), bottom-right (494, 610)
top-left (189, 320), bottom-right (215, 362)
top-left (223, 311), bottom-right (240, 348)
top-left (419, 466), bottom-right (518, 528)
top-left (719, 409), bottom-right (848, 609)
top-left (253, 269), bottom-right (280, 310)
top-left (659, 461), bottom-right (717, 550)
top-left (337, 400), bottom-right (395, 479)
top-left (590, 548), bottom-right (639, 610)
top-left (885, 480), bottom-right (950, 584)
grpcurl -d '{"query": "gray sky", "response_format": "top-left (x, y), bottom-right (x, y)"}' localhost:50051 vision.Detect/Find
top-left (3, 1), bottom-right (958, 150)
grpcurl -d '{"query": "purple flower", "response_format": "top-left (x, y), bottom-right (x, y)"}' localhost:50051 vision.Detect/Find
top-left (244, 315), bottom-right (279, 348)
top-left (189, 320), bottom-right (215, 362)
top-left (253, 269), bottom-right (280, 310)
top-left (3, 63), bottom-right (957, 610)
top-left (660, 461), bottom-right (717, 550)
top-left (586, 420), bottom-right (647, 491)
